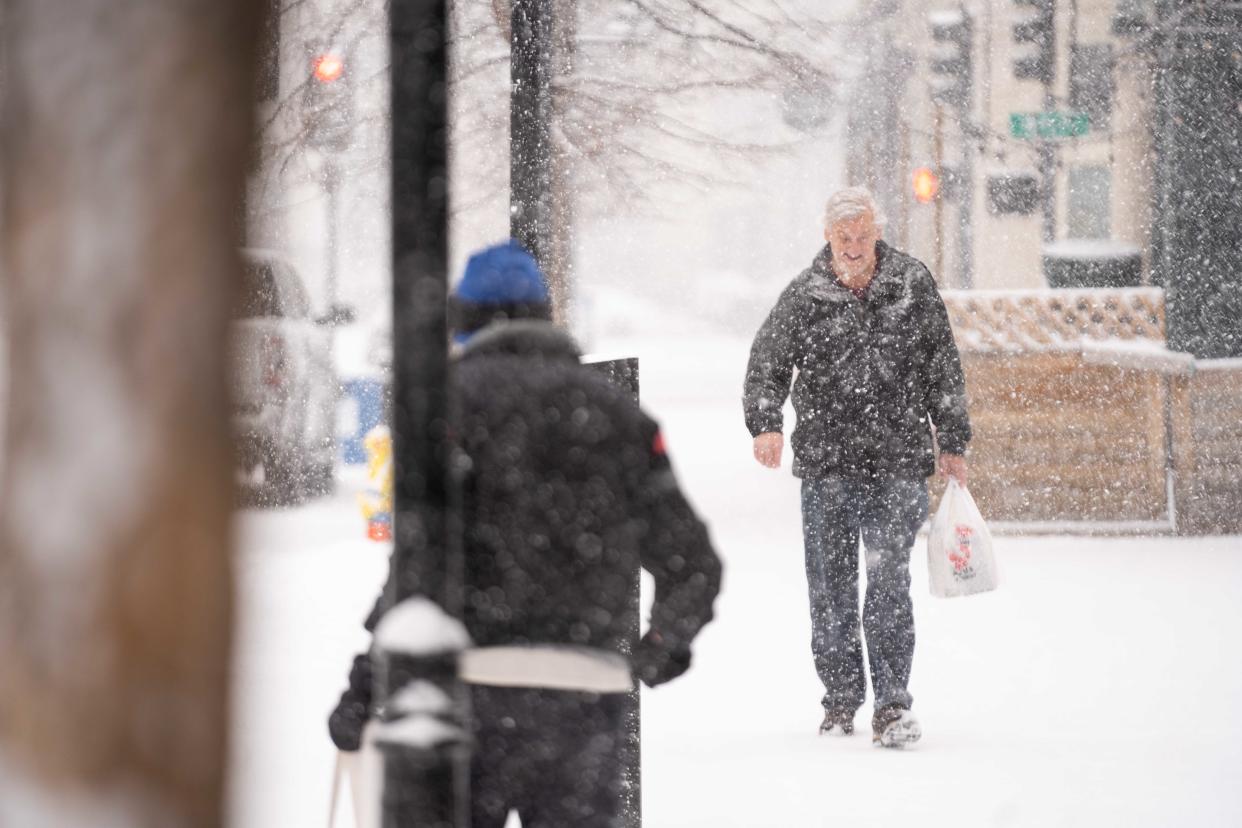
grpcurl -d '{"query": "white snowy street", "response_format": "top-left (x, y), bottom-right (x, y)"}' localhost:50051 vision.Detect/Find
top-left (228, 329), bottom-right (1242, 828)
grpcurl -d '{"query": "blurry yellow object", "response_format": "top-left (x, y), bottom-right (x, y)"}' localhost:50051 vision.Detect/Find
top-left (358, 425), bottom-right (393, 541)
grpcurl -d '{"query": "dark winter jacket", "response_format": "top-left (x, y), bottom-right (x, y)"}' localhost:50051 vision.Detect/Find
top-left (331, 321), bottom-right (721, 750)
top-left (743, 241), bottom-right (971, 479)
top-left (448, 320), bottom-right (721, 656)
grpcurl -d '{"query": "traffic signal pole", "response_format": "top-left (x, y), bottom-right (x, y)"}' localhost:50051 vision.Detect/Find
top-left (1032, 4), bottom-right (1057, 245)
top-left (932, 104), bottom-right (946, 285)
top-left (955, 10), bottom-right (974, 289)
top-left (1011, 0), bottom-right (1058, 242)
top-left (1038, 89), bottom-right (1056, 243)
top-left (381, 2), bottom-right (469, 826)
top-left (927, 8), bottom-right (974, 288)
top-left (324, 160), bottom-right (340, 312)
top-left (303, 51), bottom-right (354, 323)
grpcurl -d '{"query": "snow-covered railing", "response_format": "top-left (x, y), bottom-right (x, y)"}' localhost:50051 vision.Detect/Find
top-left (942, 287), bottom-right (1165, 352)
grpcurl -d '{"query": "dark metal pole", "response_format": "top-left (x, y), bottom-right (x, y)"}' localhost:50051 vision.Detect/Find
top-left (387, 0), bottom-right (452, 628)
top-left (1039, 4), bottom-right (1057, 243)
top-left (584, 357), bottom-right (642, 828)
top-left (932, 104), bottom-right (945, 285)
top-left (510, 0), bottom-right (553, 263)
top-left (382, 2), bottom-right (468, 826)
top-left (956, 6), bottom-right (974, 289)
top-left (389, 0), bottom-right (450, 622)
top-left (325, 160), bottom-right (340, 312)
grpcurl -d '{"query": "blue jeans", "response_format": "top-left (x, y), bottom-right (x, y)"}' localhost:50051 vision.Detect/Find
top-left (801, 475), bottom-right (928, 714)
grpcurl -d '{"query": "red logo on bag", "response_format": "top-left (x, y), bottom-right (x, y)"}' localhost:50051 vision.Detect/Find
top-left (949, 524), bottom-right (974, 576)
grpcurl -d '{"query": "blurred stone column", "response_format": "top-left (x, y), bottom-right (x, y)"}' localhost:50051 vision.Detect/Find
top-left (0, 1), bottom-right (259, 825)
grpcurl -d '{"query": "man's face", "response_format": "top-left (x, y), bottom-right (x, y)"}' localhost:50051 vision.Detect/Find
top-left (825, 212), bottom-right (880, 282)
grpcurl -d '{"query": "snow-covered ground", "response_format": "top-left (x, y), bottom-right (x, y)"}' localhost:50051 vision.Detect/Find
top-left (227, 328), bottom-right (1242, 828)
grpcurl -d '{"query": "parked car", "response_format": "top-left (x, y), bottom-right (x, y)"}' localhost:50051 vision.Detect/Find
top-left (231, 248), bottom-right (353, 505)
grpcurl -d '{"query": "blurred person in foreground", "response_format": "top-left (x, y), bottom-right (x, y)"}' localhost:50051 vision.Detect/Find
top-left (743, 187), bottom-right (971, 748)
top-left (329, 240), bottom-right (722, 826)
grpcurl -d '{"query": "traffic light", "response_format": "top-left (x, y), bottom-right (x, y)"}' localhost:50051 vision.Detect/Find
top-left (302, 50), bottom-right (353, 151)
top-left (1011, 0), bottom-right (1055, 83)
top-left (928, 10), bottom-right (972, 109)
top-left (312, 53), bottom-right (344, 84)
top-left (913, 167), bottom-right (941, 203)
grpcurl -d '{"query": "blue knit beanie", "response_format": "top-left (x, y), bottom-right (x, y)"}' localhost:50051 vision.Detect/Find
top-left (456, 240), bottom-right (550, 305)
top-left (451, 240), bottom-right (552, 339)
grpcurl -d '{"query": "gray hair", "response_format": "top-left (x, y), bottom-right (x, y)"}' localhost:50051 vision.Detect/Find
top-left (822, 186), bottom-right (887, 233)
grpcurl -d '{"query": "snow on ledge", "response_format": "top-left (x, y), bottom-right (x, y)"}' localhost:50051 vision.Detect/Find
top-left (387, 680), bottom-right (453, 717)
top-left (982, 519), bottom-right (1177, 536)
top-left (1079, 340), bottom-right (1196, 374)
top-left (927, 8), bottom-right (966, 26)
top-left (941, 286), bottom-right (1162, 300)
top-left (371, 716), bottom-right (466, 750)
top-left (374, 597), bottom-right (471, 656)
top-left (1195, 357), bottom-right (1242, 372)
top-left (1042, 239), bottom-right (1143, 260)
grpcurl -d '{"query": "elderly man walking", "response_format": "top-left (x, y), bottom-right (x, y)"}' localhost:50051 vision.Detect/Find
top-left (743, 187), bottom-right (971, 748)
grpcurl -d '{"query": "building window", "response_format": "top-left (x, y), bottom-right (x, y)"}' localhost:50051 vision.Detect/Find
top-left (1068, 166), bottom-right (1111, 239)
top-left (1070, 44), bottom-right (1114, 132)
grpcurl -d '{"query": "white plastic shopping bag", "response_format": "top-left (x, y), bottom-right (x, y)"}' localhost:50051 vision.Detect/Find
top-left (927, 479), bottom-right (998, 598)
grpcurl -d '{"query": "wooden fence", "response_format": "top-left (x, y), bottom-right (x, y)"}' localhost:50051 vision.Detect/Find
top-left (940, 288), bottom-right (1242, 535)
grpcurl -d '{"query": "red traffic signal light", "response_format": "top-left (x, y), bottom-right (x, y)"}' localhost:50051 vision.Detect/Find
top-left (304, 52), bottom-right (353, 150)
top-left (312, 53), bottom-right (345, 84)
top-left (913, 167), bottom-right (940, 203)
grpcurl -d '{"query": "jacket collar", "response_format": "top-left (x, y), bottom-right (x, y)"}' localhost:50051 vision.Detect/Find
top-left (809, 239), bottom-right (904, 302)
top-left (455, 319), bottom-right (582, 362)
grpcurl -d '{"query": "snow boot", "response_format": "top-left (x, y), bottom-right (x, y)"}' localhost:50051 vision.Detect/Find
top-left (872, 705), bottom-right (921, 748)
top-left (818, 709), bottom-right (855, 737)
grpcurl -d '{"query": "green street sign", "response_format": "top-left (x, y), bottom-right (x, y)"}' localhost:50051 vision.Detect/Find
top-left (1010, 112), bottom-right (1090, 140)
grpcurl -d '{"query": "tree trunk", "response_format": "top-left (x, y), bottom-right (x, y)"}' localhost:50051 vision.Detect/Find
top-left (0, 2), bottom-right (259, 826)
top-left (545, 0), bottom-right (578, 326)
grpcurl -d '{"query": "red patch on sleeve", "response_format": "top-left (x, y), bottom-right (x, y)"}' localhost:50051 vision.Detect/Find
top-left (651, 430), bottom-right (667, 456)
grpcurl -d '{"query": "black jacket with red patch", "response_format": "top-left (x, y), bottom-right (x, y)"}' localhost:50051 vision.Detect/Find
top-left (330, 321), bottom-right (721, 750)
top-left (448, 320), bottom-right (721, 654)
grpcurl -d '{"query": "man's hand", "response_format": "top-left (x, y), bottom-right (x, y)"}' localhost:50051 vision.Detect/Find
top-left (633, 630), bottom-right (693, 688)
top-left (938, 453), bottom-right (968, 486)
top-left (753, 432), bottom-right (783, 469)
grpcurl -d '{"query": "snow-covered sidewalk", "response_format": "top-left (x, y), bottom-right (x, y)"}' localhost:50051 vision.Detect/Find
top-left (227, 331), bottom-right (1242, 828)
